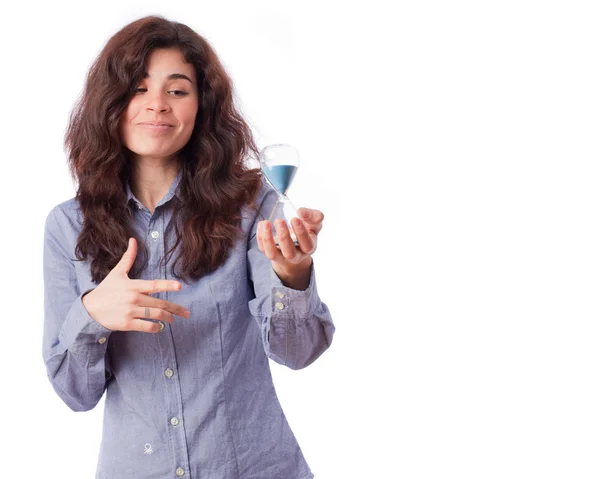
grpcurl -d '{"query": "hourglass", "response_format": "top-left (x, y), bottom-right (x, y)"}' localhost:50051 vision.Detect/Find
top-left (259, 144), bottom-right (300, 248)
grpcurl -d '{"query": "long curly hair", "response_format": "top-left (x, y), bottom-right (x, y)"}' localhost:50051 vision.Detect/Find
top-left (64, 15), bottom-right (263, 284)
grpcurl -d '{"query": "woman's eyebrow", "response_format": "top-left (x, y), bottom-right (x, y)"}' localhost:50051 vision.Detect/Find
top-left (143, 72), bottom-right (193, 83)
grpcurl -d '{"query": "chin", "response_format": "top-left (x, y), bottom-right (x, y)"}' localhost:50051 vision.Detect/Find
top-left (128, 148), bottom-right (178, 159)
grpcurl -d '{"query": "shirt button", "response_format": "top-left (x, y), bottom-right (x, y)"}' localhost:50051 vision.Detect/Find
top-left (98, 337), bottom-right (107, 344)
top-left (164, 368), bottom-right (174, 378)
top-left (151, 231), bottom-right (159, 239)
top-left (137, 203), bottom-right (142, 209)
top-left (170, 417), bottom-right (179, 426)
top-left (275, 302), bottom-right (285, 310)
top-left (159, 322), bottom-right (165, 332)
top-left (275, 291), bottom-right (284, 298)
top-left (176, 467), bottom-right (185, 477)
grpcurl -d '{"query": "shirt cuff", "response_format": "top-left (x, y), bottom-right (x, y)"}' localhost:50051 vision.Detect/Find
top-left (269, 261), bottom-right (319, 319)
top-left (58, 289), bottom-right (113, 358)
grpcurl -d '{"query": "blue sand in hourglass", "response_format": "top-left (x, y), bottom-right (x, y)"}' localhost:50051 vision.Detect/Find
top-left (263, 165), bottom-right (298, 195)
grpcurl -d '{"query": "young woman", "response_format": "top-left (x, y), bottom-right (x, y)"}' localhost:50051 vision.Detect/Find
top-left (42, 15), bottom-right (334, 479)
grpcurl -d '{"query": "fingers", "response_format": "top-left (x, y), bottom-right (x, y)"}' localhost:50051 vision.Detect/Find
top-left (258, 219), bottom-right (316, 261)
top-left (122, 299), bottom-right (189, 334)
top-left (132, 305), bottom-right (175, 326)
top-left (257, 220), bottom-right (280, 260)
top-left (120, 280), bottom-right (187, 334)
top-left (138, 296), bottom-right (190, 320)
top-left (297, 208), bottom-right (324, 234)
top-left (118, 238), bottom-right (138, 276)
top-left (131, 278), bottom-right (182, 294)
top-left (130, 319), bottom-right (162, 334)
top-left (274, 220), bottom-right (302, 261)
top-left (290, 217), bottom-right (316, 255)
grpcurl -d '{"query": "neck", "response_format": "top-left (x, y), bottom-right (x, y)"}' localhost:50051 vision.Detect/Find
top-left (130, 156), bottom-right (180, 213)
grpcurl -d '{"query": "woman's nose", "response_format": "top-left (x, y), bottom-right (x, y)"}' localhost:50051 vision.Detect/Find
top-left (145, 92), bottom-right (170, 112)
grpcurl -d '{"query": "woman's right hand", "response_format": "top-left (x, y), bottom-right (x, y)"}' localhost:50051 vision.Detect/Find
top-left (82, 237), bottom-right (190, 333)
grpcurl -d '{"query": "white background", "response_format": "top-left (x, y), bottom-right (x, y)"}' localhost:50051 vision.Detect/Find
top-left (1, 1), bottom-right (599, 478)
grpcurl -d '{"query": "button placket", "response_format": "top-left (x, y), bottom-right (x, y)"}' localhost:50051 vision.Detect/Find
top-left (151, 209), bottom-right (189, 475)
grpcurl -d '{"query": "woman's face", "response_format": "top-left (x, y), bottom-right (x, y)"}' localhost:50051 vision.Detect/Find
top-left (120, 48), bottom-right (199, 162)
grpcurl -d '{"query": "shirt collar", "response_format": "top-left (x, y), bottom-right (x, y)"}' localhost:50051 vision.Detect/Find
top-left (126, 166), bottom-right (183, 208)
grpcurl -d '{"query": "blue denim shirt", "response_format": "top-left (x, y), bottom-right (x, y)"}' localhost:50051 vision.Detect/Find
top-left (42, 168), bottom-right (335, 478)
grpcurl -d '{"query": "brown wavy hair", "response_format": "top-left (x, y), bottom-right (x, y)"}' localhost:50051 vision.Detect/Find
top-left (64, 15), bottom-right (263, 284)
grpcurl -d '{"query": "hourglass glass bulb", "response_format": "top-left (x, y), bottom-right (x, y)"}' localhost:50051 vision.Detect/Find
top-left (259, 144), bottom-right (301, 247)
top-left (259, 144), bottom-right (300, 195)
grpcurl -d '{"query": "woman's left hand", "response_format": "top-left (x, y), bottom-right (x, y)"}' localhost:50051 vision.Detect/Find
top-left (257, 207), bottom-right (324, 290)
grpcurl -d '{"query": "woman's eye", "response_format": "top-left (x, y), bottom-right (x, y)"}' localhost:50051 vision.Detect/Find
top-left (134, 88), bottom-right (187, 96)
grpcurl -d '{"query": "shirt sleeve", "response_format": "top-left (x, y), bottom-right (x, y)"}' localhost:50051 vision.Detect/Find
top-left (42, 206), bottom-right (113, 411)
top-left (246, 183), bottom-right (335, 370)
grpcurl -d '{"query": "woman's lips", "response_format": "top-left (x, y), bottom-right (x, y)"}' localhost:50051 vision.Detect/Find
top-left (138, 124), bottom-right (174, 134)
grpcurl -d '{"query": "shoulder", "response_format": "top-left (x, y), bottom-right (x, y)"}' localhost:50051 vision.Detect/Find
top-left (44, 196), bottom-right (83, 240)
